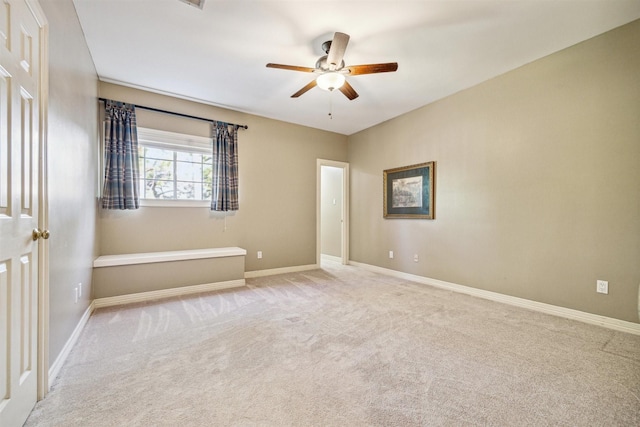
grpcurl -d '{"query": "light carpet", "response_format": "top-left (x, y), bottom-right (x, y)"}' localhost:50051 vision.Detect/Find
top-left (26, 263), bottom-right (640, 426)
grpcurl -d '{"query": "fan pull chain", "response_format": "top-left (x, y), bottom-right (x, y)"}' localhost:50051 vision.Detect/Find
top-left (328, 91), bottom-right (334, 120)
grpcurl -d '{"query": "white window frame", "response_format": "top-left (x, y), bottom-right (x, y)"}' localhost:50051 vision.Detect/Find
top-left (137, 127), bottom-right (213, 208)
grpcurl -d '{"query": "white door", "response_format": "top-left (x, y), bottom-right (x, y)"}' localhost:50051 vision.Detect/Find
top-left (0, 0), bottom-right (44, 426)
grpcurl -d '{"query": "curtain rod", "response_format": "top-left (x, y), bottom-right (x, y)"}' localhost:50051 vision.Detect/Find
top-left (98, 97), bottom-right (248, 130)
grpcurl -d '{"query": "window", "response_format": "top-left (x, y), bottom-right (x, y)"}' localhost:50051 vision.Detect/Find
top-left (137, 128), bottom-right (212, 206)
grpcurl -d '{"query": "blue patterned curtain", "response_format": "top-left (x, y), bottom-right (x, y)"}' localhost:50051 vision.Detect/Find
top-left (101, 100), bottom-right (140, 209)
top-left (211, 122), bottom-right (239, 211)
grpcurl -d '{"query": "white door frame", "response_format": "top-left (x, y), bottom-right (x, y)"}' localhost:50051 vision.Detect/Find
top-left (27, 0), bottom-right (49, 400)
top-left (316, 159), bottom-right (349, 265)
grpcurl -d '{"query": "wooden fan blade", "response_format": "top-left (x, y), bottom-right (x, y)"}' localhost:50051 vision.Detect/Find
top-left (266, 63), bottom-right (316, 73)
top-left (345, 62), bottom-right (398, 75)
top-left (327, 32), bottom-right (350, 70)
top-left (339, 80), bottom-right (359, 100)
top-left (292, 80), bottom-right (317, 98)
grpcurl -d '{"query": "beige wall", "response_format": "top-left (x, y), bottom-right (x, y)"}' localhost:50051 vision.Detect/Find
top-left (348, 20), bottom-right (640, 323)
top-left (41, 0), bottom-right (99, 364)
top-left (98, 82), bottom-right (348, 274)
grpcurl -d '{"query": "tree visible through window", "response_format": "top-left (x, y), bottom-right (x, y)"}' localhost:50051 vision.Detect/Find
top-left (136, 128), bottom-right (213, 201)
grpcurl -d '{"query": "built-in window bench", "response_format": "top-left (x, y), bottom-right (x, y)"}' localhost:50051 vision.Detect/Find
top-left (92, 247), bottom-right (247, 308)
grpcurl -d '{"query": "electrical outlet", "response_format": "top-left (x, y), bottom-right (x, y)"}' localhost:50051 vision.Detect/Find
top-left (389, 250), bottom-right (394, 259)
top-left (596, 280), bottom-right (608, 294)
top-left (414, 254), bottom-right (419, 262)
top-left (257, 251), bottom-right (263, 259)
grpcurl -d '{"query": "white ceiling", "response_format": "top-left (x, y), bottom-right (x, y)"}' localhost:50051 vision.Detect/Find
top-left (72, 0), bottom-right (640, 135)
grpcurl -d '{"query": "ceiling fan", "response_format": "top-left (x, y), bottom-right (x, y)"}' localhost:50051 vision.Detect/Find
top-left (266, 32), bottom-right (398, 100)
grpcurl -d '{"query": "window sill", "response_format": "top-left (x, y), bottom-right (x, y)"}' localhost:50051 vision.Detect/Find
top-left (140, 199), bottom-right (210, 208)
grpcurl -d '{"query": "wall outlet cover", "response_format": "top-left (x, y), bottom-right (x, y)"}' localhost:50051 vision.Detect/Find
top-left (596, 280), bottom-right (608, 294)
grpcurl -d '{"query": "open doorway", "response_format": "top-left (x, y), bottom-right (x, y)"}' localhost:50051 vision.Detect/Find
top-left (316, 159), bottom-right (349, 266)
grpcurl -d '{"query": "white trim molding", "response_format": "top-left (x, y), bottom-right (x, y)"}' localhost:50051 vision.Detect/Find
top-left (93, 247), bottom-right (246, 268)
top-left (245, 264), bottom-right (319, 279)
top-left (316, 159), bottom-right (350, 267)
top-left (30, 0), bottom-right (51, 400)
top-left (350, 261), bottom-right (640, 336)
top-left (48, 302), bottom-right (94, 387)
top-left (93, 279), bottom-right (246, 309)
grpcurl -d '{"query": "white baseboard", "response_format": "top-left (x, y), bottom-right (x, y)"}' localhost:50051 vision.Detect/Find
top-left (93, 279), bottom-right (246, 309)
top-left (349, 261), bottom-right (640, 336)
top-left (48, 302), bottom-right (94, 386)
top-left (245, 264), bottom-right (319, 278)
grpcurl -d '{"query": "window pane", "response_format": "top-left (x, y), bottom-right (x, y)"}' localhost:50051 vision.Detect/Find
top-left (178, 181), bottom-right (205, 200)
top-left (176, 181), bottom-right (197, 200)
top-left (145, 179), bottom-right (174, 199)
top-left (203, 181), bottom-right (212, 199)
top-left (176, 161), bottom-right (202, 181)
top-left (145, 159), bottom-right (174, 181)
top-left (194, 182), bottom-right (203, 199)
top-left (177, 151), bottom-right (202, 162)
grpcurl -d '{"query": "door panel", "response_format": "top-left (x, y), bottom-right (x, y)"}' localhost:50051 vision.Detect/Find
top-left (0, 68), bottom-right (9, 215)
top-left (21, 89), bottom-right (33, 215)
top-left (0, 1), bottom-right (41, 426)
top-left (0, 261), bottom-right (9, 401)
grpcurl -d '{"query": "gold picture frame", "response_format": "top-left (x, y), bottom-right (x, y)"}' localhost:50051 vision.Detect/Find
top-left (383, 161), bottom-right (435, 219)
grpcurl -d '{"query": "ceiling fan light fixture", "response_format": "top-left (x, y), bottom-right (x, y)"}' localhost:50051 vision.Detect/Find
top-left (316, 72), bottom-right (345, 92)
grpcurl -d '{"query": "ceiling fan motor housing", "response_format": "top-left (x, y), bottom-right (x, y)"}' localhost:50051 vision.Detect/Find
top-left (322, 40), bottom-right (332, 54)
top-left (315, 55), bottom-right (345, 71)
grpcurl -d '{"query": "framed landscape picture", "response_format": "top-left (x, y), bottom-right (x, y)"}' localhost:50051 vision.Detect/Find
top-left (383, 161), bottom-right (435, 219)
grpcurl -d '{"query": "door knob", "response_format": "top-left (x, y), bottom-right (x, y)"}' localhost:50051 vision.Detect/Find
top-left (32, 228), bottom-right (50, 241)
